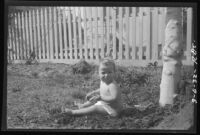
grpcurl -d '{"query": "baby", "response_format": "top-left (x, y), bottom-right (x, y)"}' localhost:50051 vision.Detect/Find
top-left (63, 58), bottom-right (123, 117)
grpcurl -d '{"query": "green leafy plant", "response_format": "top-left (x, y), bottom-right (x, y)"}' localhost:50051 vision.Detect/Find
top-left (25, 51), bottom-right (38, 65)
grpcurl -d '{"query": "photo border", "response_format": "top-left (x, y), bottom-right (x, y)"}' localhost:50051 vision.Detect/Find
top-left (2, 0), bottom-right (198, 134)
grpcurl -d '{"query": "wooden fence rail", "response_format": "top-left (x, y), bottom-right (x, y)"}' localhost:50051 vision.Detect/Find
top-left (7, 7), bottom-right (193, 66)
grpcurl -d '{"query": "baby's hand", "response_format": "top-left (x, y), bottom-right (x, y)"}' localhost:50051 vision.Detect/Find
top-left (89, 95), bottom-right (101, 103)
top-left (86, 92), bottom-right (98, 101)
top-left (86, 93), bottom-right (93, 100)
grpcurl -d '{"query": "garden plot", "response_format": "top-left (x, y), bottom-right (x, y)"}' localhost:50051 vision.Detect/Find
top-left (7, 61), bottom-right (194, 129)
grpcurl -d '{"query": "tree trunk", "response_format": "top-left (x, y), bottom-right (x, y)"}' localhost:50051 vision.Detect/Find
top-left (159, 8), bottom-right (183, 107)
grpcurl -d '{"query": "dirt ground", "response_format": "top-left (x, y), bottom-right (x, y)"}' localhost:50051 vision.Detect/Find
top-left (6, 61), bottom-right (195, 130)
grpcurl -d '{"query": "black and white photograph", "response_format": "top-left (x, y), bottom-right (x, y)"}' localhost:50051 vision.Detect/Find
top-left (4, 1), bottom-right (197, 132)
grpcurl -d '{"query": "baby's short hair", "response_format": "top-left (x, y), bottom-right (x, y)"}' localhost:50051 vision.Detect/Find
top-left (99, 57), bottom-right (116, 71)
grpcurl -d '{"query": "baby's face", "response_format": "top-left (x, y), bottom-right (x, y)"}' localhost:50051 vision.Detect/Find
top-left (99, 64), bottom-right (115, 84)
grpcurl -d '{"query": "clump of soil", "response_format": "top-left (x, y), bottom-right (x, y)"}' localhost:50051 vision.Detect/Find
top-left (70, 60), bottom-right (92, 74)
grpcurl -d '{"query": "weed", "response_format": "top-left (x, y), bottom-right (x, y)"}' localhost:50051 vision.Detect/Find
top-left (71, 60), bottom-right (91, 74)
top-left (12, 85), bottom-right (22, 92)
top-left (48, 107), bottom-right (62, 115)
top-left (45, 67), bottom-right (52, 71)
top-left (25, 51), bottom-right (38, 65)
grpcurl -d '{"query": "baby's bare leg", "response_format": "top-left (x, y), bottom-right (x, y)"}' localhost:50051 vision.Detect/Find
top-left (77, 101), bottom-right (93, 109)
top-left (72, 105), bottom-right (108, 116)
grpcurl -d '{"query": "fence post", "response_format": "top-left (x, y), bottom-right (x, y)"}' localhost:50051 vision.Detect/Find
top-left (152, 8), bottom-right (158, 61)
top-left (53, 7), bottom-right (58, 59)
top-left (47, 7), bottom-right (52, 60)
top-left (143, 7), bottom-right (150, 60)
top-left (131, 7), bottom-right (136, 60)
top-left (11, 25), bottom-right (16, 60)
top-left (17, 12), bottom-right (23, 60)
top-left (89, 7), bottom-right (93, 59)
top-left (25, 11), bottom-right (29, 59)
top-left (15, 13), bottom-right (19, 59)
top-left (94, 7), bottom-right (99, 60)
top-left (106, 7), bottom-right (110, 56)
top-left (62, 7), bottom-right (68, 59)
top-left (21, 12), bottom-right (26, 59)
top-left (125, 7), bottom-right (130, 59)
top-left (44, 8), bottom-right (49, 59)
top-left (78, 7), bottom-right (83, 59)
top-left (83, 7), bottom-right (88, 60)
top-left (118, 7), bottom-right (123, 60)
top-left (100, 7), bottom-right (104, 59)
top-left (135, 12), bottom-right (139, 60)
top-left (72, 7), bottom-right (78, 60)
top-left (157, 8), bottom-right (163, 59)
top-left (112, 7), bottom-right (117, 59)
top-left (8, 27), bottom-right (12, 60)
top-left (19, 12), bottom-right (23, 59)
top-left (48, 8), bottom-right (53, 60)
top-left (161, 8), bottom-right (166, 60)
top-left (58, 7), bottom-right (63, 59)
top-left (67, 7), bottom-right (73, 60)
top-left (158, 8), bottom-right (163, 46)
top-left (36, 9), bottom-right (41, 60)
top-left (138, 8), bottom-right (143, 60)
top-left (28, 11), bottom-right (33, 57)
top-left (32, 10), bottom-right (38, 59)
top-left (40, 8), bottom-right (45, 59)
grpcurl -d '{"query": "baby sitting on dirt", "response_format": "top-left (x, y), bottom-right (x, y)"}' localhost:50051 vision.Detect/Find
top-left (62, 58), bottom-right (123, 117)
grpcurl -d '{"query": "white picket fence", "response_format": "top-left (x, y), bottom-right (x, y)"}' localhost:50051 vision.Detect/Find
top-left (7, 7), bottom-right (193, 66)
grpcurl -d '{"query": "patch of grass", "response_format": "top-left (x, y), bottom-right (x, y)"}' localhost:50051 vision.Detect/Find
top-left (7, 64), bottom-right (194, 129)
top-left (53, 74), bottom-right (66, 84)
top-left (83, 74), bottom-right (91, 80)
top-left (44, 67), bottom-right (52, 71)
top-left (31, 72), bottom-right (38, 78)
top-left (12, 86), bottom-right (22, 92)
top-left (63, 96), bottom-right (75, 106)
top-left (48, 106), bottom-right (62, 116)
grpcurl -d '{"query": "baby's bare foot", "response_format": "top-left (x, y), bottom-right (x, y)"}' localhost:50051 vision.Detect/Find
top-left (61, 107), bottom-right (72, 115)
top-left (64, 108), bottom-right (73, 115)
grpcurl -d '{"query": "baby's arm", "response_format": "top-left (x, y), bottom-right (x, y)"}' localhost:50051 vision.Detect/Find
top-left (86, 88), bottom-right (100, 100)
top-left (88, 88), bottom-right (100, 95)
top-left (100, 84), bottom-right (118, 103)
top-left (94, 88), bottom-right (100, 94)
